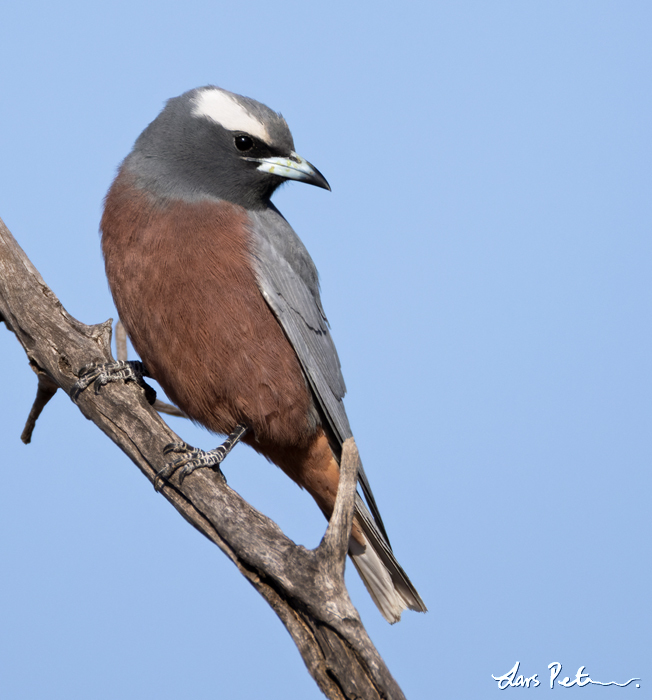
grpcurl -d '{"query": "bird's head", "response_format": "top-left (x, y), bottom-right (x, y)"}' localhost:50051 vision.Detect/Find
top-left (126, 86), bottom-right (330, 209)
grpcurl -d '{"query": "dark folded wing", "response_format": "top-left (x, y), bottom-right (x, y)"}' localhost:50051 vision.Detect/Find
top-left (247, 207), bottom-right (390, 543)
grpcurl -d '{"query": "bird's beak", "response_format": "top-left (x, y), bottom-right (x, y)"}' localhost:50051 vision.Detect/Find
top-left (249, 151), bottom-right (331, 191)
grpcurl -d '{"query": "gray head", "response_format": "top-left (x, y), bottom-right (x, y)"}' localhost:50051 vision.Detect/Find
top-left (124, 86), bottom-right (330, 209)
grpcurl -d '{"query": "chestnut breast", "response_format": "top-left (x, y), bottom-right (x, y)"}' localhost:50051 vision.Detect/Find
top-left (101, 172), bottom-right (318, 449)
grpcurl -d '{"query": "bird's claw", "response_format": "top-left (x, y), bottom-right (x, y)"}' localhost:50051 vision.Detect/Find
top-left (162, 440), bottom-right (193, 457)
top-left (154, 425), bottom-right (250, 491)
top-left (154, 441), bottom-right (228, 491)
top-left (71, 360), bottom-right (155, 403)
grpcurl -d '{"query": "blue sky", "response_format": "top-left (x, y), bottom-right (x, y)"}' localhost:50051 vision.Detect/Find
top-left (1, 2), bottom-right (650, 698)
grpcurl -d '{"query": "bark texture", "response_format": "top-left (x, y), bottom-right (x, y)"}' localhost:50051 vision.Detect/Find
top-left (0, 215), bottom-right (406, 700)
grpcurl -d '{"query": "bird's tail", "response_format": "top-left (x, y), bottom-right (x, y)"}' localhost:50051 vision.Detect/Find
top-left (349, 494), bottom-right (427, 624)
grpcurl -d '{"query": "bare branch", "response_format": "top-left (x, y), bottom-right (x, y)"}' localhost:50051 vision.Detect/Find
top-left (153, 398), bottom-right (188, 417)
top-left (115, 318), bottom-right (128, 360)
top-left (320, 438), bottom-right (360, 575)
top-left (0, 215), bottom-right (407, 700)
top-left (21, 370), bottom-right (59, 443)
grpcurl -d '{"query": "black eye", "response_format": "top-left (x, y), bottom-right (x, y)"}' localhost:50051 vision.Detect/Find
top-left (235, 135), bottom-right (254, 152)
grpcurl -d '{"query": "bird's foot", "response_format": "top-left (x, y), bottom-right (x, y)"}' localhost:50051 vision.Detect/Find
top-left (71, 360), bottom-right (156, 404)
top-left (154, 424), bottom-right (250, 491)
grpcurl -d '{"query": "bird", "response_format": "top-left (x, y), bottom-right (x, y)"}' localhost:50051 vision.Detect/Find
top-left (100, 85), bottom-right (426, 623)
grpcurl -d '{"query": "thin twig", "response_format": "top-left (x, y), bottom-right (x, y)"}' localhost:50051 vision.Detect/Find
top-left (21, 371), bottom-right (59, 443)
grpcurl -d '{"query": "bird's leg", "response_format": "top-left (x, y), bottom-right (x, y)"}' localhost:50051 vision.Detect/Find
top-left (71, 359), bottom-right (156, 404)
top-left (154, 424), bottom-right (250, 491)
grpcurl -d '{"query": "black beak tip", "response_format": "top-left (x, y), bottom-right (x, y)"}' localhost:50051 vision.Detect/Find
top-left (311, 168), bottom-right (331, 192)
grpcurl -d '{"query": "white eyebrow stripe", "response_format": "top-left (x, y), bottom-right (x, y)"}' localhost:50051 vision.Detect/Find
top-left (191, 89), bottom-right (270, 142)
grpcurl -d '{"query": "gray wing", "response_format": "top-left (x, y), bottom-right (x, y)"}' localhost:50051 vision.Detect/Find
top-left (247, 207), bottom-right (390, 543)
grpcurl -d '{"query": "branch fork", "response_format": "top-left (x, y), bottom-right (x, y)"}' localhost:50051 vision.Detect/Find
top-left (0, 215), bottom-right (406, 700)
